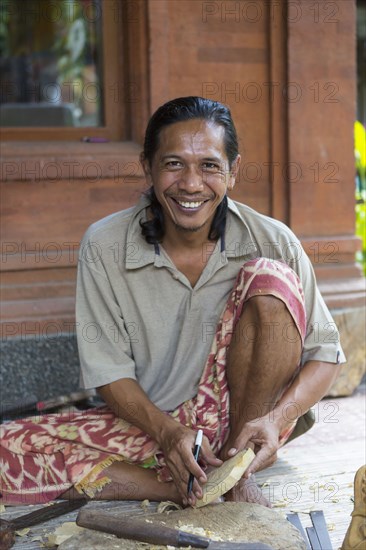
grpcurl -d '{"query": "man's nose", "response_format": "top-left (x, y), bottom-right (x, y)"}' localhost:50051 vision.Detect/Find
top-left (177, 165), bottom-right (204, 192)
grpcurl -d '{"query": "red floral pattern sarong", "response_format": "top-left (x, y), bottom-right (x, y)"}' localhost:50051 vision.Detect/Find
top-left (0, 258), bottom-right (306, 504)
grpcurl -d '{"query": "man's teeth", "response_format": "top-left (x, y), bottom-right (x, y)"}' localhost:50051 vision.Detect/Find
top-left (176, 200), bottom-right (204, 208)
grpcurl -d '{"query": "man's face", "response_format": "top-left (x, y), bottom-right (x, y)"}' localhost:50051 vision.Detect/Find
top-left (142, 119), bottom-right (240, 237)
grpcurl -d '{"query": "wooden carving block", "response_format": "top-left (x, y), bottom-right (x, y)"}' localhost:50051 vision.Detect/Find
top-left (195, 448), bottom-right (255, 508)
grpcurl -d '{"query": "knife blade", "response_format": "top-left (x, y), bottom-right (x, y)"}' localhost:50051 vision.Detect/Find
top-left (207, 544), bottom-right (274, 549)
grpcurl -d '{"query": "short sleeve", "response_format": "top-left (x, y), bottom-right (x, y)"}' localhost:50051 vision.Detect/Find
top-left (76, 242), bottom-right (137, 389)
top-left (294, 244), bottom-right (346, 366)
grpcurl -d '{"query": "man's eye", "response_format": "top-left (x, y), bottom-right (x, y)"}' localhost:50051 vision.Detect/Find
top-left (202, 162), bottom-right (219, 171)
top-left (166, 161), bottom-right (182, 168)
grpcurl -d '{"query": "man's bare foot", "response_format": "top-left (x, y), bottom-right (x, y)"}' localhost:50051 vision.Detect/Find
top-left (224, 475), bottom-right (271, 508)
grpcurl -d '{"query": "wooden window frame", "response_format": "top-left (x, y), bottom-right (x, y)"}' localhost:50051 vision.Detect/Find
top-left (0, 0), bottom-right (149, 144)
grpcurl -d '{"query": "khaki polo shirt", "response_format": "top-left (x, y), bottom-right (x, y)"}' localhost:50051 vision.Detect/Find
top-left (76, 195), bottom-right (345, 411)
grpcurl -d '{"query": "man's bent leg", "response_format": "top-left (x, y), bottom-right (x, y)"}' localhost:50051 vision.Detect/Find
top-left (221, 294), bottom-right (302, 505)
top-left (224, 295), bottom-right (302, 448)
top-left (60, 462), bottom-right (181, 503)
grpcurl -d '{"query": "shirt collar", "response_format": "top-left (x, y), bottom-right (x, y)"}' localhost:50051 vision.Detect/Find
top-left (125, 194), bottom-right (258, 270)
top-left (225, 198), bottom-right (259, 259)
top-left (125, 194), bottom-right (157, 270)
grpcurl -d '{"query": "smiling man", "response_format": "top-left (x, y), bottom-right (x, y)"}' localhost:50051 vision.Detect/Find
top-left (0, 97), bottom-right (345, 508)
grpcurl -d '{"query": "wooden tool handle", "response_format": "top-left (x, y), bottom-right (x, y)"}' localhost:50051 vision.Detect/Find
top-left (77, 509), bottom-right (209, 548)
top-left (0, 396), bottom-right (38, 417)
top-left (0, 520), bottom-right (15, 550)
top-left (11, 499), bottom-right (87, 530)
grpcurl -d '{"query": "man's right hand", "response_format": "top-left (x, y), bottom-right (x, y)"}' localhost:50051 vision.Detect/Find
top-left (98, 378), bottom-right (222, 506)
top-left (157, 422), bottom-right (223, 506)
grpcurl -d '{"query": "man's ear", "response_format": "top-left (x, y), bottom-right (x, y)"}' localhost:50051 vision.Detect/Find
top-left (228, 154), bottom-right (241, 191)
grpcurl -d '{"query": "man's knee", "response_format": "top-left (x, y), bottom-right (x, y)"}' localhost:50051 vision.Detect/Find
top-left (243, 295), bottom-right (301, 351)
top-left (240, 258), bottom-right (306, 344)
top-left (246, 294), bottom-right (287, 320)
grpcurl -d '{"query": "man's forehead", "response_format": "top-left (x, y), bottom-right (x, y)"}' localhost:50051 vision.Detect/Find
top-left (157, 119), bottom-right (226, 155)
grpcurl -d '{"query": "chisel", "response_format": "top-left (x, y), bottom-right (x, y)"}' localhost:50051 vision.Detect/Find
top-left (77, 509), bottom-right (274, 549)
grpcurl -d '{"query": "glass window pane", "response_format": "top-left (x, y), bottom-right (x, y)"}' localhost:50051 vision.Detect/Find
top-left (0, 0), bottom-right (104, 127)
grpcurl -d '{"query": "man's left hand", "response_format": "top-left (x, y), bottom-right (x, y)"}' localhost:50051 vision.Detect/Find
top-left (222, 413), bottom-right (281, 477)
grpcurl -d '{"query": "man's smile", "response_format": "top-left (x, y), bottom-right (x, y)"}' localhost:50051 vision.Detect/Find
top-left (167, 195), bottom-right (212, 212)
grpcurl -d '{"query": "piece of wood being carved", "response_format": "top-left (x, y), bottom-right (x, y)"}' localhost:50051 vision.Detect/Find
top-left (195, 448), bottom-right (255, 508)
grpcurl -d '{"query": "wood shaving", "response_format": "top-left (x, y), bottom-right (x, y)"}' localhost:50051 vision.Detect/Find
top-left (140, 499), bottom-right (150, 510)
top-left (15, 527), bottom-right (30, 536)
top-left (45, 521), bottom-right (84, 547)
top-left (157, 500), bottom-right (182, 513)
top-left (177, 522), bottom-right (223, 541)
top-left (273, 501), bottom-right (288, 508)
top-left (0, 504), bottom-right (6, 512)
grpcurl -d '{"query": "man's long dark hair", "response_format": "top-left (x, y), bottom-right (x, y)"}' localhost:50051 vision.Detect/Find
top-left (140, 96), bottom-right (239, 245)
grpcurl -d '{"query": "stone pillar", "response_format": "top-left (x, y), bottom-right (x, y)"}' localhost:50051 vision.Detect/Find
top-left (287, 0), bottom-right (363, 298)
top-left (286, 0), bottom-right (365, 393)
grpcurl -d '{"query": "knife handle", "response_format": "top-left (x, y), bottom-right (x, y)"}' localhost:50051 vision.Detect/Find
top-left (11, 499), bottom-right (88, 530)
top-left (77, 509), bottom-right (209, 548)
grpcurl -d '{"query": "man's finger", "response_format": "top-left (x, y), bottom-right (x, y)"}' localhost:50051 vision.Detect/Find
top-left (244, 446), bottom-right (275, 477)
top-left (226, 430), bottom-right (252, 457)
top-left (200, 438), bottom-right (223, 467)
top-left (172, 451), bottom-right (205, 498)
top-left (188, 477), bottom-right (203, 502)
top-left (186, 456), bottom-right (207, 483)
top-left (193, 477), bottom-right (203, 498)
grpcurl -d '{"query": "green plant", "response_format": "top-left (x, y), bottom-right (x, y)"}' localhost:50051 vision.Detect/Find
top-left (354, 121), bottom-right (366, 276)
top-left (355, 190), bottom-right (366, 276)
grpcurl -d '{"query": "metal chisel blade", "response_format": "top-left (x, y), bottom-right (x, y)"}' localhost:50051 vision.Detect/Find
top-left (286, 512), bottom-right (312, 550)
top-left (310, 510), bottom-right (333, 550)
top-left (306, 526), bottom-right (322, 550)
top-left (207, 543), bottom-right (274, 549)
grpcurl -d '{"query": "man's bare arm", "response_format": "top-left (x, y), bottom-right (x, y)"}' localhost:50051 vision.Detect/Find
top-left (272, 359), bottom-right (342, 434)
top-left (98, 378), bottom-right (177, 442)
top-left (227, 360), bottom-right (343, 475)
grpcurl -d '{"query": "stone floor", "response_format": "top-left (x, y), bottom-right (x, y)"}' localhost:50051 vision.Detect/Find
top-left (255, 382), bottom-right (366, 549)
top-left (1, 383), bottom-right (365, 550)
